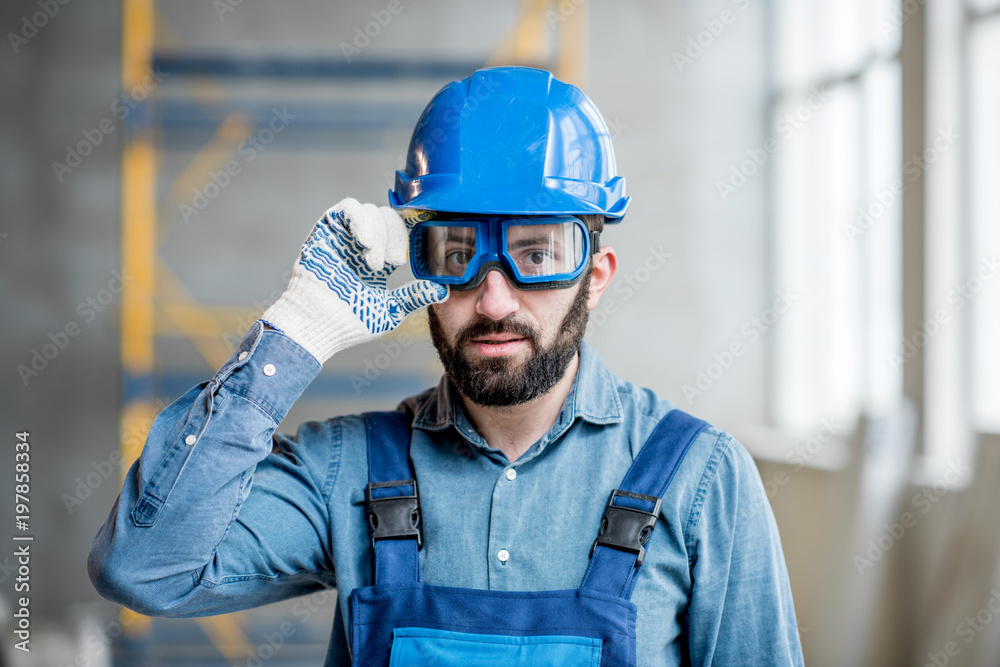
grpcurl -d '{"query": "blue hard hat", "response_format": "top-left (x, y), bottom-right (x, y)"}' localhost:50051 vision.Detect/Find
top-left (389, 66), bottom-right (629, 221)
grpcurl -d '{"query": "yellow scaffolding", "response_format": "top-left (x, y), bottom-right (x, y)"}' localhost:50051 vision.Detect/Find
top-left (119, 0), bottom-right (251, 659)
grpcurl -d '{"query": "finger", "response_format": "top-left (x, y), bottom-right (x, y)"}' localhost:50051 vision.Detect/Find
top-left (351, 203), bottom-right (388, 271)
top-left (380, 206), bottom-right (409, 267)
top-left (325, 197), bottom-right (363, 231)
top-left (389, 279), bottom-right (449, 318)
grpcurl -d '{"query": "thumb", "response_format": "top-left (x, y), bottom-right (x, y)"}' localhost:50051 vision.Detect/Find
top-left (389, 279), bottom-right (449, 318)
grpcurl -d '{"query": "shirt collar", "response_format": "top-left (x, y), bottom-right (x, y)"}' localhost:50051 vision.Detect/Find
top-left (407, 339), bottom-right (624, 433)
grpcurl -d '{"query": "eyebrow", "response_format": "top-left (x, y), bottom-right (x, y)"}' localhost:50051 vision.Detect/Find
top-left (508, 236), bottom-right (553, 249)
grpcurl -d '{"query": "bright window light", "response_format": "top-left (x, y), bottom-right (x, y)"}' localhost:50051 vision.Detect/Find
top-left (970, 15), bottom-right (1000, 432)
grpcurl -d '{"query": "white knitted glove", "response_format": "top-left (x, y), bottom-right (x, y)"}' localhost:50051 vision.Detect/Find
top-left (261, 198), bottom-right (449, 363)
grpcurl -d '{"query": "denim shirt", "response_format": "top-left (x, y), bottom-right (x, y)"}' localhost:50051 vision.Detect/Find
top-left (88, 321), bottom-right (804, 666)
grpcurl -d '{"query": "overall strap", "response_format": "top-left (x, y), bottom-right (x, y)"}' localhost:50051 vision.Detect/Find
top-left (580, 409), bottom-right (709, 601)
top-left (363, 411), bottom-right (422, 586)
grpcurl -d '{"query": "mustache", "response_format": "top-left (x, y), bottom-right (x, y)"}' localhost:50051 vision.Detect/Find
top-left (455, 315), bottom-right (539, 348)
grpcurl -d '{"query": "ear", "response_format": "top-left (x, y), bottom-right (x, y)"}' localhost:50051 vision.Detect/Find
top-left (587, 246), bottom-right (618, 310)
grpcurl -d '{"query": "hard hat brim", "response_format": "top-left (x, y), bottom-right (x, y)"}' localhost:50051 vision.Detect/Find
top-left (389, 174), bottom-right (629, 221)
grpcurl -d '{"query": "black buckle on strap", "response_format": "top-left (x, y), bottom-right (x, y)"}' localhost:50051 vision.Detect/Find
top-left (590, 489), bottom-right (661, 566)
top-left (365, 479), bottom-right (422, 551)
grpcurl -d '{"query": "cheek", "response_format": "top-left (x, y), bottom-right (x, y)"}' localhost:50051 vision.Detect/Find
top-left (528, 292), bottom-right (578, 340)
top-left (431, 293), bottom-right (474, 337)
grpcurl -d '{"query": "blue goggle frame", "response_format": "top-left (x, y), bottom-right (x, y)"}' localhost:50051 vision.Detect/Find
top-left (409, 216), bottom-right (600, 291)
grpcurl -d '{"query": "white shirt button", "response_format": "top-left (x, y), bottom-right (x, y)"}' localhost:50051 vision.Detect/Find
top-left (497, 549), bottom-right (509, 563)
top-left (263, 364), bottom-right (276, 376)
top-left (238, 351), bottom-right (248, 361)
top-left (505, 468), bottom-right (517, 481)
top-left (184, 435), bottom-right (197, 446)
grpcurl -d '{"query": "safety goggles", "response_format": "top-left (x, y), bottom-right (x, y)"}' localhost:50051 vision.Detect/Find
top-left (409, 216), bottom-right (599, 291)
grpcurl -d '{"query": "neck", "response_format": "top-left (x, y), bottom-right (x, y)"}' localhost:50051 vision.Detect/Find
top-left (459, 352), bottom-right (580, 462)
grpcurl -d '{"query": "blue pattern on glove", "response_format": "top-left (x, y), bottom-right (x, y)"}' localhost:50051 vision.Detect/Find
top-left (298, 209), bottom-right (441, 335)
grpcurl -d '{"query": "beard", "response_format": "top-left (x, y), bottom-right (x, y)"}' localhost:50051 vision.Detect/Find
top-left (427, 271), bottom-right (592, 407)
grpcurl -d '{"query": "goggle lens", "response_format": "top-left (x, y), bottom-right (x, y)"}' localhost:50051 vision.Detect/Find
top-left (505, 221), bottom-right (586, 278)
top-left (418, 225), bottom-right (478, 279)
top-left (411, 217), bottom-right (591, 289)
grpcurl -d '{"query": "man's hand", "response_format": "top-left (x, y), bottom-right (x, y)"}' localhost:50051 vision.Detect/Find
top-left (261, 198), bottom-right (448, 363)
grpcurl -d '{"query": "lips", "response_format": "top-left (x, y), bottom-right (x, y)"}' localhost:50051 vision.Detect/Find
top-left (473, 335), bottom-right (523, 344)
top-left (469, 335), bottom-right (527, 357)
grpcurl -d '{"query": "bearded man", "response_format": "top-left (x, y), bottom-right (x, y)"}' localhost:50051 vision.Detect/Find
top-left (89, 66), bottom-right (803, 666)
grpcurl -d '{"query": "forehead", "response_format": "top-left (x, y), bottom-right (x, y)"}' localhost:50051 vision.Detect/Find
top-left (424, 217), bottom-right (577, 235)
top-left (506, 223), bottom-right (575, 248)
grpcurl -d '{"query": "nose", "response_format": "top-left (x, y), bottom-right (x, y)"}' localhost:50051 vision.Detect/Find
top-left (475, 269), bottom-right (520, 321)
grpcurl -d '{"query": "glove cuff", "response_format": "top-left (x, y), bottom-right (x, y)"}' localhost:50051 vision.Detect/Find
top-left (261, 269), bottom-right (369, 364)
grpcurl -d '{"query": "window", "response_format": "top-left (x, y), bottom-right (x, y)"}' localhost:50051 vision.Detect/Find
top-left (771, 0), bottom-right (1000, 466)
top-left (769, 0), bottom-right (902, 432)
top-left (969, 6), bottom-right (1000, 432)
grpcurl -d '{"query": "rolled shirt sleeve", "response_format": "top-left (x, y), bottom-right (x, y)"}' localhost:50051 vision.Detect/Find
top-left (87, 321), bottom-right (338, 617)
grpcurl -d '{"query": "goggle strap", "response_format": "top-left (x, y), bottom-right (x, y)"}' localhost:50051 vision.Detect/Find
top-left (591, 229), bottom-right (602, 255)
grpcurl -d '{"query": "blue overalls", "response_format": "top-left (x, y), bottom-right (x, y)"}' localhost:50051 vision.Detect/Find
top-left (348, 409), bottom-right (708, 666)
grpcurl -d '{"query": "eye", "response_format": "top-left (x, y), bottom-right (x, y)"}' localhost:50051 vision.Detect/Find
top-left (516, 248), bottom-right (556, 270)
top-left (525, 250), bottom-right (549, 265)
top-left (445, 249), bottom-right (473, 268)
